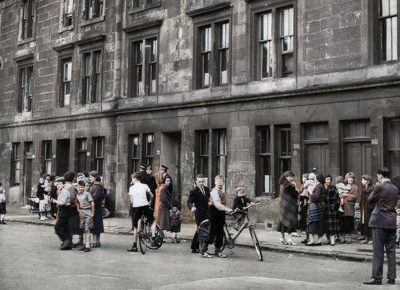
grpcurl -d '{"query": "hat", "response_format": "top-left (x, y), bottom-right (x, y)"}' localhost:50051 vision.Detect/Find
top-left (89, 170), bottom-right (98, 177)
top-left (161, 165), bottom-right (169, 171)
top-left (140, 163), bottom-right (148, 170)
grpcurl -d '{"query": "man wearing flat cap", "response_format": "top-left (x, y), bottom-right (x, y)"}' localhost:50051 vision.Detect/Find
top-left (137, 163), bottom-right (150, 185)
top-left (160, 165), bottom-right (173, 193)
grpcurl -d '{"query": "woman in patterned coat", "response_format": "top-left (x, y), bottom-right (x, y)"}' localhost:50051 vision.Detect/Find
top-left (323, 174), bottom-right (340, 246)
top-left (307, 173), bottom-right (326, 246)
top-left (276, 171), bottom-right (299, 246)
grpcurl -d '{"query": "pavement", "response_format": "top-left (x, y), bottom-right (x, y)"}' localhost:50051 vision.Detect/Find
top-left (3, 205), bottom-right (400, 264)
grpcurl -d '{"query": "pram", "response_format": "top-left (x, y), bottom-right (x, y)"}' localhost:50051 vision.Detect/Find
top-left (28, 197), bottom-right (39, 214)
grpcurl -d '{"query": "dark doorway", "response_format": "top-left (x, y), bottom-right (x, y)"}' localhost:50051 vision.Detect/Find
top-left (160, 132), bottom-right (181, 196)
top-left (56, 139), bottom-right (70, 176)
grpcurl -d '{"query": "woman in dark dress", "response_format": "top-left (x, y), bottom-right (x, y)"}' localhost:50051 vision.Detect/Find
top-left (89, 172), bottom-right (104, 247)
top-left (359, 174), bottom-right (374, 244)
top-left (276, 171), bottom-right (298, 246)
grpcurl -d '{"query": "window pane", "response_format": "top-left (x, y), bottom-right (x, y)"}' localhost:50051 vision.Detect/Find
top-left (260, 13), bottom-right (272, 41)
top-left (380, 0), bottom-right (398, 61)
top-left (219, 49), bottom-right (228, 84)
top-left (200, 131), bottom-right (208, 156)
top-left (149, 39), bottom-right (158, 94)
top-left (220, 22), bottom-right (229, 48)
top-left (132, 135), bottom-right (140, 158)
top-left (145, 134), bottom-right (154, 157)
top-left (202, 53), bottom-right (210, 87)
top-left (201, 27), bottom-right (211, 52)
top-left (261, 42), bottom-right (272, 78)
top-left (150, 39), bottom-right (157, 62)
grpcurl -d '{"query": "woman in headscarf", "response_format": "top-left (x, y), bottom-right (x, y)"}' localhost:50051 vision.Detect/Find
top-left (307, 173), bottom-right (326, 246)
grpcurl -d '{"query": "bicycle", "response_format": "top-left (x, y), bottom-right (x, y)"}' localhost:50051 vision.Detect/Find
top-left (197, 201), bottom-right (263, 261)
top-left (138, 215), bottom-right (164, 254)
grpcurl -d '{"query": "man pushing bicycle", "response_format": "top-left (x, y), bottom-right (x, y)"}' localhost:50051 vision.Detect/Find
top-left (127, 172), bottom-right (156, 252)
top-left (200, 175), bottom-right (232, 258)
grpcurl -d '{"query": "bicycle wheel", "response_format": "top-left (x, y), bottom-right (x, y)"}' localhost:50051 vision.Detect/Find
top-left (197, 219), bottom-right (209, 249)
top-left (138, 222), bottom-right (147, 254)
top-left (147, 224), bottom-right (164, 250)
top-left (138, 232), bottom-right (147, 254)
top-left (249, 226), bottom-right (263, 261)
top-left (220, 228), bottom-right (228, 252)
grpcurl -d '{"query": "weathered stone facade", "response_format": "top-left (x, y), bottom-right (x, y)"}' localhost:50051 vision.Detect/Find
top-left (1, 0), bottom-right (399, 225)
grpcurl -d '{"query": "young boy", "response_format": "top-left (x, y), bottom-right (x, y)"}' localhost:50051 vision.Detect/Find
top-left (232, 187), bottom-right (254, 230)
top-left (76, 180), bottom-right (95, 252)
top-left (0, 182), bottom-right (6, 224)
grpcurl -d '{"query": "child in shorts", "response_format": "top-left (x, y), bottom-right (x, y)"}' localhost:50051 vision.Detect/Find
top-left (76, 180), bottom-right (94, 252)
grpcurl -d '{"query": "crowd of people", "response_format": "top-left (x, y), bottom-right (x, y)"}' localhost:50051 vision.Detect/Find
top-left (276, 167), bottom-right (399, 285)
top-left (46, 163), bottom-right (186, 252)
top-left (277, 169), bottom-right (400, 248)
top-left (52, 171), bottom-right (106, 251)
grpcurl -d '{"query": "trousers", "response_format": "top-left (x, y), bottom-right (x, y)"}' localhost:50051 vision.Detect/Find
top-left (54, 206), bottom-right (71, 242)
top-left (371, 227), bottom-right (397, 280)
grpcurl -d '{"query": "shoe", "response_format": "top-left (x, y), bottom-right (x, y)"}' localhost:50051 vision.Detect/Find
top-left (78, 246), bottom-right (86, 251)
top-left (363, 278), bottom-right (382, 285)
top-left (199, 252), bottom-right (212, 258)
top-left (306, 242), bottom-right (315, 246)
top-left (301, 239), bottom-right (308, 244)
top-left (313, 242), bottom-right (322, 246)
top-left (367, 241), bottom-right (373, 245)
top-left (216, 252), bottom-right (226, 258)
top-left (287, 240), bottom-right (296, 246)
top-left (84, 247), bottom-right (91, 253)
top-left (192, 249), bottom-right (200, 254)
top-left (339, 239), bottom-right (346, 244)
top-left (1, 221), bottom-right (5, 224)
top-left (357, 236), bottom-right (365, 241)
top-left (292, 233), bottom-right (301, 237)
top-left (40, 216), bottom-right (46, 221)
top-left (92, 243), bottom-right (101, 248)
top-left (127, 246), bottom-right (138, 252)
top-left (388, 279), bottom-right (395, 285)
top-left (175, 238), bottom-right (181, 244)
top-left (280, 238), bottom-right (288, 245)
top-left (360, 240), bottom-right (369, 244)
top-left (60, 240), bottom-right (72, 250)
top-left (330, 242), bottom-right (335, 246)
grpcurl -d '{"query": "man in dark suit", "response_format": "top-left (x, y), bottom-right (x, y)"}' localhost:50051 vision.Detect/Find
top-left (146, 165), bottom-right (158, 209)
top-left (137, 163), bottom-right (150, 185)
top-left (187, 174), bottom-right (210, 253)
top-left (363, 167), bottom-right (398, 285)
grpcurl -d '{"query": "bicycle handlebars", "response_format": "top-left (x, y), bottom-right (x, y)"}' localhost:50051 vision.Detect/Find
top-left (227, 200), bottom-right (260, 215)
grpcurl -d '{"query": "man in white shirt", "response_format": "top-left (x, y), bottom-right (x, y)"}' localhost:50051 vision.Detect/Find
top-left (200, 175), bottom-right (232, 258)
top-left (127, 172), bottom-right (156, 252)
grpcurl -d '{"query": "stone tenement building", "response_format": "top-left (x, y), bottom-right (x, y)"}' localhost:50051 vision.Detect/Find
top-left (0, 0), bottom-right (399, 222)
